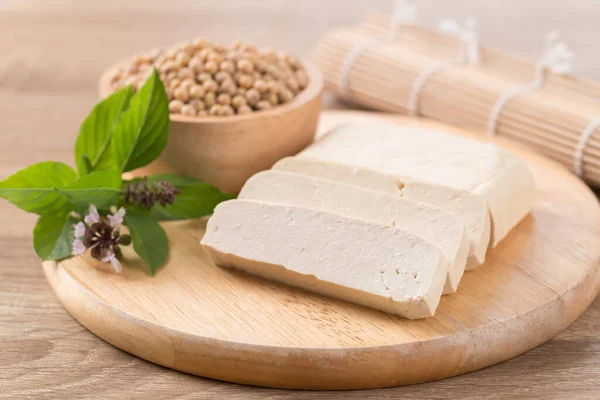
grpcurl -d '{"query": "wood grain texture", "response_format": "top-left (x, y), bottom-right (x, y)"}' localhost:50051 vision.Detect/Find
top-left (1, 1), bottom-right (600, 398)
top-left (99, 62), bottom-right (323, 193)
top-left (38, 112), bottom-right (600, 390)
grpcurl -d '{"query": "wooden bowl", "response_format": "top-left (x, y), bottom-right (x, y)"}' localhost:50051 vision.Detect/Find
top-left (99, 60), bottom-right (324, 193)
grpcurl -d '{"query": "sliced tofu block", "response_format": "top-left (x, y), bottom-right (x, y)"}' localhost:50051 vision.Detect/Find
top-left (298, 121), bottom-right (535, 247)
top-left (201, 200), bottom-right (448, 319)
top-left (273, 157), bottom-right (490, 270)
top-left (239, 170), bottom-right (469, 293)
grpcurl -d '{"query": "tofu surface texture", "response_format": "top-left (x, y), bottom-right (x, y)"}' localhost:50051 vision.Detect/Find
top-left (298, 121), bottom-right (535, 247)
top-left (239, 170), bottom-right (469, 293)
top-left (201, 200), bottom-right (448, 319)
top-left (273, 157), bottom-right (490, 269)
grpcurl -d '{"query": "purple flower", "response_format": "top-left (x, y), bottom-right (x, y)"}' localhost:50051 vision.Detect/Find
top-left (84, 205), bottom-right (100, 225)
top-left (72, 205), bottom-right (131, 273)
top-left (74, 222), bottom-right (86, 238)
top-left (72, 238), bottom-right (86, 255)
top-left (101, 252), bottom-right (122, 273)
top-left (107, 207), bottom-right (126, 227)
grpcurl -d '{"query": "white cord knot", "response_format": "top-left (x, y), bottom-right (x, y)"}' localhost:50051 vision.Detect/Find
top-left (538, 31), bottom-right (574, 74)
top-left (337, 0), bottom-right (417, 98)
top-left (487, 31), bottom-right (574, 136)
top-left (439, 17), bottom-right (479, 63)
top-left (390, 0), bottom-right (417, 39)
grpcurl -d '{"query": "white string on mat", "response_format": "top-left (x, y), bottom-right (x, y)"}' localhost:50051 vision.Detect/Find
top-left (407, 17), bottom-right (479, 116)
top-left (574, 119), bottom-right (600, 177)
top-left (337, 37), bottom-right (386, 98)
top-left (486, 31), bottom-right (574, 136)
top-left (337, 0), bottom-right (417, 98)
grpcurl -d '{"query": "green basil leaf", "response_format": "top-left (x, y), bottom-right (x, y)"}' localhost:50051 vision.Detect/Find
top-left (124, 211), bottom-right (169, 275)
top-left (143, 173), bottom-right (235, 221)
top-left (0, 161), bottom-right (77, 214)
top-left (80, 154), bottom-right (93, 176)
top-left (57, 169), bottom-right (122, 209)
top-left (33, 212), bottom-right (77, 261)
top-left (75, 86), bottom-right (134, 175)
top-left (112, 70), bottom-right (169, 173)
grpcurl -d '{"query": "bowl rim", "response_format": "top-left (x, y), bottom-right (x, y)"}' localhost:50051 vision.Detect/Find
top-left (98, 55), bottom-right (324, 124)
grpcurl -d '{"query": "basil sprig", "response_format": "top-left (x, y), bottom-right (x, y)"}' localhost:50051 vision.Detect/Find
top-left (0, 70), bottom-right (233, 275)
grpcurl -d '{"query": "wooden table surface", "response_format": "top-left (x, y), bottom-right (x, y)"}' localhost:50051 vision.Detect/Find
top-left (1, 1), bottom-right (598, 399)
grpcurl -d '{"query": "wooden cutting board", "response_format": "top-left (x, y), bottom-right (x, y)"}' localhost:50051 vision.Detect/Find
top-left (42, 111), bottom-right (600, 390)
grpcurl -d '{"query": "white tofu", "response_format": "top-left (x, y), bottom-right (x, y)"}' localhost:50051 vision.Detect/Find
top-left (239, 170), bottom-right (469, 293)
top-left (201, 200), bottom-right (448, 319)
top-left (298, 121), bottom-right (535, 247)
top-left (273, 157), bottom-right (490, 269)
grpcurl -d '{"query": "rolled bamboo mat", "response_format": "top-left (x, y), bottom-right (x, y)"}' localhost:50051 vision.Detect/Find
top-left (311, 13), bottom-right (600, 186)
top-left (357, 14), bottom-right (600, 102)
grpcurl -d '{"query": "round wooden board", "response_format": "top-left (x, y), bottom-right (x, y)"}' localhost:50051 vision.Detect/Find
top-left (43, 111), bottom-right (600, 390)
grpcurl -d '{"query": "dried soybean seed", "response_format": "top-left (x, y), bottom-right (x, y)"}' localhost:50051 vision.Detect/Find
top-left (168, 78), bottom-right (181, 89)
top-left (215, 71), bottom-right (231, 83)
top-left (231, 95), bottom-right (247, 109)
top-left (209, 104), bottom-right (221, 116)
top-left (189, 84), bottom-right (206, 99)
top-left (166, 71), bottom-right (177, 81)
top-left (256, 100), bottom-right (272, 110)
top-left (181, 105), bottom-right (197, 116)
top-left (237, 105), bottom-right (253, 114)
top-left (176, 52), bottom-right (190, 67)
top-left (180, 78), bottom-right (195, 89)
top-left (204, 92), bottom-right (216, 107)
top-left (245, 88), bottom-right (260, 105)
top-left (219, 80), bottom-right (237, 96)
top-left (221, 105), bottom-right (234, 116)
top-left (173, 87), bottom-right (189, 102)
top-left (202, 79), bottom-right (218, 93)
top-left (238, 74), bottom-right (254, 89)
top-left (279, 88), bottom-right (293, 103)
top-left (190, 99), bottom-right (205, 111)
top-left (197, 72), bottom-right (212, 83)
top-left (237, 59), bottom-right (254, 73)
top-left (197, 48), bottom-right (211, 61)
top-left (168, 99), bottom-right (184, 113)
top-left (189, 57), bottom-right (204, 73)
top-left (219, 60), bottom-right (235, 74)
top-left (267, 81), bottom-right (280, 94)
top-left (253, 79), bottom-right (268, 92)
top-left (204, 60), bottom-right (218, 74)
top-left (267, 92), bottom-right (279, 106)
top-left (286, 76), bottom-right (299, 92)
top-left (217, 93), bottom-right (232, 105)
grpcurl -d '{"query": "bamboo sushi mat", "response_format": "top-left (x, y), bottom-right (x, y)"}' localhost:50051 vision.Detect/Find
top-left (312, 12), bottom-right (600, 186)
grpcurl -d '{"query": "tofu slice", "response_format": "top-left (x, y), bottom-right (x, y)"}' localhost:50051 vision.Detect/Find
top-left (201, 200), bottom-right (448, 319)
top-left (298, 121), bottom-right (535, 247)
top-left (273, 157), bottom-right (490, 270)
top-left (239, 170), bottom-right (469, 293)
